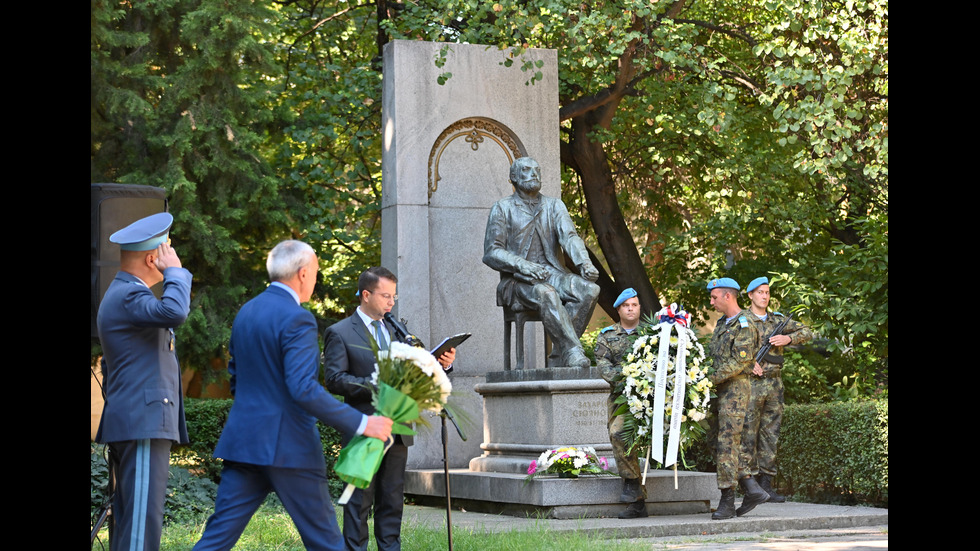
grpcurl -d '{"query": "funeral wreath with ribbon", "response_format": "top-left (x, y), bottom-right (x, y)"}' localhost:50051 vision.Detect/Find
top-left (611, 304), bottom-right (711, 483)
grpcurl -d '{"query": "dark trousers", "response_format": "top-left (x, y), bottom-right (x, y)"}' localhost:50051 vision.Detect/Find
top-left (342, 440), bottom-right (408, 551)
top-left (193, 460), bottom-right (344, 551)
top-left (109, 438), bottom-right (172, 551)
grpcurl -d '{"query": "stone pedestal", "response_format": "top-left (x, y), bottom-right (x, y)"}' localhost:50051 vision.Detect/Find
top-left (404, 369), bottom-right (719, 518)
top-left (405, 468), bottom-right (716, 519)
top-left (469, 368), bottom-right (611, 474)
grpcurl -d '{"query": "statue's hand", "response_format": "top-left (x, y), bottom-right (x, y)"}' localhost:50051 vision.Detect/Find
top-left (579, 262), bottom-right (599, 282)
top-left (518, 260), bottom-right (550, 281)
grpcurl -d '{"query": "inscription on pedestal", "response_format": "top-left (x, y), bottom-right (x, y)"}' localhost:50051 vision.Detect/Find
top-left (571, 398), bottom-right (606, 429)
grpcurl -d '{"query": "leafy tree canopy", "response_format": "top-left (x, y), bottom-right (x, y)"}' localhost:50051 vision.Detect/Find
top-left (91, 0), bottom-right (886, 396)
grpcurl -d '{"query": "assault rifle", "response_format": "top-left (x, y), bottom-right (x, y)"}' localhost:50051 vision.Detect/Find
top-left (755, 313), bottom-right (793, 365)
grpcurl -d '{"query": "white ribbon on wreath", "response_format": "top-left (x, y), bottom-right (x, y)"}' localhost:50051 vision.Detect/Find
top-left (644, 303), bottom-right (692, 482)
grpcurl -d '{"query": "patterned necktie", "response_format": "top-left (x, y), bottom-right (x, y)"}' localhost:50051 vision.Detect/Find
top-left (372, 320), bottom-right (388, 351)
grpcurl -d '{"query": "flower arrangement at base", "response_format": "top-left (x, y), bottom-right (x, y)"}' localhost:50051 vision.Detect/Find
top-left (524, 446), bottom-right (615, 482)
top-left (612, 304), bottom-right (711, 470)
top-left (334, 340), bottom-right (453, 503)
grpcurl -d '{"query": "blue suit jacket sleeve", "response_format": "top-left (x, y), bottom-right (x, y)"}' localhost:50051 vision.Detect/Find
top-left (95, 267), bottom-right (193, 444)
top-left (214, 287), bottom-right (365, 468)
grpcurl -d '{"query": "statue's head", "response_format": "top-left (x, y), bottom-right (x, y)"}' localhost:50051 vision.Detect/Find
top-left (509, 157), bottom-right (541, 194)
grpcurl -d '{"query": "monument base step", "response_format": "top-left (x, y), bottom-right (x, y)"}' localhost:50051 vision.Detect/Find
top-left (404, 468), bottom-right (719, 519)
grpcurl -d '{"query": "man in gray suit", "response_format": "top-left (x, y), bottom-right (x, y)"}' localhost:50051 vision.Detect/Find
top-left (483, 156), bottom-right (600, 368)
top-left (322, 266), bottom-right (454, 551)
top-left (96, 212), bottom-right (192, 551)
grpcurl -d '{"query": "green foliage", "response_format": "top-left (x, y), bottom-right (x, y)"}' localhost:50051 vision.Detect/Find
top-left (580, 328), bottom-right (600, 364)
top-left (757, 0), bottom-right (888, 183)
top-left (174, 398), bottom-right (233, 483)
top-left (90, 444), bottom-right (112, 522)
top-left (266, 1), bottom-right (386, 321)
top-left (318, 421), bottom-right (347, 499)
top-left (92, 0), bottom-right (886, 399)
top-left (669, 400), bottom-right (887, 507)
top-left (778, 400), bottom-right (888, 506)
top-left (390, 1), bottom-right (889, 394)
top-left (164, 464), bottom-right (219, 525)
top-left (90, 443), bottom-right (219, 526)
top-left (175, 397), bottom-right (347, 496)
top-left (92, 0), bottom-right (295, 372)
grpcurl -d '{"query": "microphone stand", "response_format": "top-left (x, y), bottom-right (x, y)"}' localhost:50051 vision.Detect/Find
top-left (440, 389), bottom-right (466, 550)
top-left (385, 314), bottom-right (467, 550)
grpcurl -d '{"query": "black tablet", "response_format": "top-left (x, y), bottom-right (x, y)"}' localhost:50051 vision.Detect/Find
top-left (430, 333), bottom-right (471, 359)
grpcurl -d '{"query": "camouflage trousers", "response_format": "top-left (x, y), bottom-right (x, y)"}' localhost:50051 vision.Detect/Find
top-left (705, 375), bottom-right (752, 489)
top-left (607, 393), bottom-right (646, 499)
top-left (740, 375), bottom-right (784, 476)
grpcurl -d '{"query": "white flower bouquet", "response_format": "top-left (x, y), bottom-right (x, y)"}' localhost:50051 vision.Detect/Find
top-left (372, 341), bottom-right (453, 417)
top-left (335, 340), bottom-right (453, 502)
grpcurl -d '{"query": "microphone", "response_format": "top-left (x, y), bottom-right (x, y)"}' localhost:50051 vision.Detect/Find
top-left (383, 313), bottom-right (425, 348)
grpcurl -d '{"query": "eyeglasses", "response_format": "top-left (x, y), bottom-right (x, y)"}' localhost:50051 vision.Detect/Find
top-left (368, 291), bottom-right (398, 302)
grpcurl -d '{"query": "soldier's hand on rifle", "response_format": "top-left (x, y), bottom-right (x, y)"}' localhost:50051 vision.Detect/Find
top-left (769, 335), bottom-right (792, 347)
top-left (752, 362), bottom-right (764, 376)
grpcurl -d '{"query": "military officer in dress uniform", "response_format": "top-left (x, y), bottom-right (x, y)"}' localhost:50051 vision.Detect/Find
top-left (96, 212), bottom-right (193, 550)
top-left (594, 288), bottom-right (648, 519)
top-left (705, 278), bottom-right (769, 520)
top-left (741, 276), bottom-right (813, 503)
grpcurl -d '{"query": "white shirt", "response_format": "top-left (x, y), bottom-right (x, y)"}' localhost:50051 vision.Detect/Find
top-left (355, 306), bottom-right (389, 347)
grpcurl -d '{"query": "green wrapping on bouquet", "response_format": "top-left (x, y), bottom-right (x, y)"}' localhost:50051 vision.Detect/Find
top-left (334, 382), bottom-right (420, 490)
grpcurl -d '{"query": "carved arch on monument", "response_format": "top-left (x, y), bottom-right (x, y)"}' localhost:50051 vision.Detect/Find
top-left (427, 117), bottom-right (527, 199)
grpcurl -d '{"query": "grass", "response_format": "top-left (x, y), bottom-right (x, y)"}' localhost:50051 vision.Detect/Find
top-left (92, 497), bottom-right (651, 551)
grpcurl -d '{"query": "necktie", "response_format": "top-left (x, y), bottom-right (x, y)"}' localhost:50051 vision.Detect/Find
top-left (372, 320), bottom-right (388, 351)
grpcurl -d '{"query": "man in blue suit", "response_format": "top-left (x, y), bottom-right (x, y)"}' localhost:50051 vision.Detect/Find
top-left (96, 212), bottom-right (192, 551)
top-left (193, 241), bottom-right (394, 551)
top-left (323, 266), bottom-right (455, 551)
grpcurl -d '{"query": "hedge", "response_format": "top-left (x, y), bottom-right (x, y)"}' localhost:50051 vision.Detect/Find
top-left (175, 398), bottom-right (347, 497)
top-left (677, 399), bottom-right (887, 507)
top-left (777, 400), bottom-right (888, 507)
top-left (166, 398), bottom-right (888, 509)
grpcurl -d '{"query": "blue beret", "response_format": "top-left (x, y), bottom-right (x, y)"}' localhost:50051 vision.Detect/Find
top-left (706, 277), bottom-right (740, 292)
top-left (109, 212), bottom-right (173, 251)
top-left (747, 277), bottom-right (769, 292)
top-left (613, 288), bottom-right (637, 308)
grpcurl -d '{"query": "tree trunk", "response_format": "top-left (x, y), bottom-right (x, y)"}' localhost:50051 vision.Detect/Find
top-left (564, 111), bottom-right (661, 319)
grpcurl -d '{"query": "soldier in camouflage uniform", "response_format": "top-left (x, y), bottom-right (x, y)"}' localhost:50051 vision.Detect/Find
top-left (594, 288), bottom-right (647, 519)
top-left (741, 277), bottom-right (813, 503)
top-left (705, 278), bottom-right (770, 520)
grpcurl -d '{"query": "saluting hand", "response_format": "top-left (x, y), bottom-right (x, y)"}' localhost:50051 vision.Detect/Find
top-left (153, 242), bottom-right (182, 271)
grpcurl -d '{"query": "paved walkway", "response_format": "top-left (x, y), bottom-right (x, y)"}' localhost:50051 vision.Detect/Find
top-left (403, 500), bottom-right (888, 549)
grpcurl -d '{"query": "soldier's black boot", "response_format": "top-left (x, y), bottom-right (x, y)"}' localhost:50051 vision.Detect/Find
top-left (618, 500), bottom-right (648, 519)
top-left (758, 473), bottom-right (786, 503)
top-left (711, 488), bottom-right (736, 520)
top-left (620, 478), bottom-right (642, 502)
top-left (735, 475), bottom-right (770, 516)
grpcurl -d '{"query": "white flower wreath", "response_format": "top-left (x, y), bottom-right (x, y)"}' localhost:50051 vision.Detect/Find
top-left (613, 304), bottom-right (711, 469)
